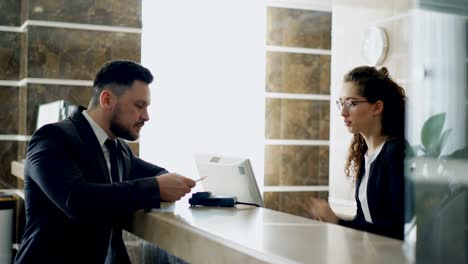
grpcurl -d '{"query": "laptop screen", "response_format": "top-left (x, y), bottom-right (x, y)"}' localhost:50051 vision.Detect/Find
top-left (194, 154), bottom-right (264, 207)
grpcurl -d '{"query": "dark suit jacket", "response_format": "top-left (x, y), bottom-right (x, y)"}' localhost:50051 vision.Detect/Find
top-left (15, 107), bottom-right (168, 264)
top-left (338, 138), bottom-right (405, 240)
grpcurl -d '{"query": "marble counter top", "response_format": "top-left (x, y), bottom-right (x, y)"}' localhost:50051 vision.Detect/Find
top-left (130, 199), bottom-right (409, 264)
top-left (11, 160), bottom-right (409, 264)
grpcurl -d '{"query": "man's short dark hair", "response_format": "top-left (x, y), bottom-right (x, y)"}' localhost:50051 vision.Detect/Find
top-left (89, 60), bottom-right (154, 108)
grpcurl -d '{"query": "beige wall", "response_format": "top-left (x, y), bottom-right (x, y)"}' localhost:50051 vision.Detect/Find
top-left (329, 0), bottom-right (411, 216)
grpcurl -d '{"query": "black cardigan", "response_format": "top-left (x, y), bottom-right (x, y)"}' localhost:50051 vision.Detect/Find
top-left (338, 138), bottom-right (405, 240)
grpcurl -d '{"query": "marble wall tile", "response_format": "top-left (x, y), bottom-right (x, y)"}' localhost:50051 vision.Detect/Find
top-left (319, 101), bottom-right (330, 139)
top-left (20, 32), bottom-right (28, 80)
top-left (17, 141), bottom-right (28, 161)
top-left (28, 26), bottom-right (141, 80)
top-left (320, 14), bottom-right (332, 50)
top-left (267, 7), bottom-right (331, 49)
top-left (278, 145), bottom-right (320, 186)
top-left (283, 99), bottom-right (318, 139)
top-left (263, 192), bottom-right (281, 211)
top-left (21, 0), bottom-right (28, 25)
top-left (266, 52), bottom-right (330, 94)
top-left (265, 98), bottom-right (330, 140)
top-left (26, 84), bottom-right (92, 134)
top-left (0, 87), bottom-right (19, 134)
top-left (0, 0), bottom-right (21, 26)
top-left (263, 191), bottom-right (329, 218)
top-left (264, 145), bottom-right (280, 186)
top-left (0, 32), bottom-right (20, 80)
top-left (280, 192), bottom-right (316, 218)
top-left (318, 146), bottom-right (329, 185)
top-left (27, 0), bottom-right (142, 27)
top-left (265, 145), bottom-right (329, 186)
top-left (265, 98), bottom-right (281, 139)
top-left (18, 86), bottom-right (27, 135)
top-left (0, 141), bottom-right (18, 188)
top-left (319, 55), bottom-right (331, 94)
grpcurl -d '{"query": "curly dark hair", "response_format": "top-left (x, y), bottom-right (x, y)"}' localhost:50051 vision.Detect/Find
top-left (343, 66), bottom-right (406, 179)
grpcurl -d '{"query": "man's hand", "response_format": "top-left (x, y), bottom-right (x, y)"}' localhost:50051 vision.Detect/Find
top-left (156, 173), bottom-right (196, 202)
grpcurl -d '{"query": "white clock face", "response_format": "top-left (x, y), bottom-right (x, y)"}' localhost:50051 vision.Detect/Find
top-left (361, 26), bottom-right (388, 66)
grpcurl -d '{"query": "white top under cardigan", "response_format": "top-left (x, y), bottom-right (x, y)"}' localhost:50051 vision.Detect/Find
top-left (358, 142), bottom-right (385, 223)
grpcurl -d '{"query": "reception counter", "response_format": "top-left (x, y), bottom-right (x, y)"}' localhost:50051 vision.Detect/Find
top-left (12, 161), bottom-right (409, 264)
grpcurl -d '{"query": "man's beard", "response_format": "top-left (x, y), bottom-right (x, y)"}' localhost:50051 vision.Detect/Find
top-left (109, 105), bottom-right (138, 141)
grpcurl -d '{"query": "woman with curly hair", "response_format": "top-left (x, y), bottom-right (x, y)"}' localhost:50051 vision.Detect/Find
top-left (308, 66), bottom-right (406, 240)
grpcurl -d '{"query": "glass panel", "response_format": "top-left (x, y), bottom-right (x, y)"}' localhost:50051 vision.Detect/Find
top-left (418, 0), bottom-right (468, 16)
top-left (405, 6), bottom-right (468, 264)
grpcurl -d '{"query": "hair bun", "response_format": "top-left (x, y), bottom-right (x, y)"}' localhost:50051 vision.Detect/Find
top-left (379, 67), bottom-right (389, 77)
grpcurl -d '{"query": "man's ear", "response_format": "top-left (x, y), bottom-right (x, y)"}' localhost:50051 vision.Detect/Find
top-left (373, 100), bottom-right (384, 115)
top-left (99, 90), bottom-right (113, 110)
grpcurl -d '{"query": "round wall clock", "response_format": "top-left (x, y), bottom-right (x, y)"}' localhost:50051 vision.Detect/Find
top-left (361, 26), bottom-right (388, 66)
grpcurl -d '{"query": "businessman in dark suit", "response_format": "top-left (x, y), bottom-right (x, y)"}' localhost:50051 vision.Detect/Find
top-left (14, 60), bottom-right (196, 264)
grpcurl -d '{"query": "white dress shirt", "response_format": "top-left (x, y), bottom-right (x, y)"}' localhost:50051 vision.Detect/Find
top-left (82, 110), bottom-right (122, 182)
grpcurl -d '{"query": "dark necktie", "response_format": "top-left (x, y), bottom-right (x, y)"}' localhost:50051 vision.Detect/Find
top-left (104, 139), bottom-right (119, 183)
top-left (104, 140), bottom-right (122, 263)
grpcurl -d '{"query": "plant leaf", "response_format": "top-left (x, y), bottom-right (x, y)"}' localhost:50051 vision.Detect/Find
top-left (421, 113), bottom-right (446, 152)
top-left (419, 145), bottom-right (426, 153)
top-left (436, 128), bottom-right (452, 155)
top-left (405, 141), bottom-right (416, 158)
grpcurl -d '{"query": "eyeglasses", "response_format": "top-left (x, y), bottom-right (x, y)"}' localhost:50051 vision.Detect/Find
top-left (336, 99), bottom-right (369, 111)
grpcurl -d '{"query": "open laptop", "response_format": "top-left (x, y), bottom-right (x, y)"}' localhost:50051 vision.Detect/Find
top-left (194, 154), bottom-right (264, 207)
